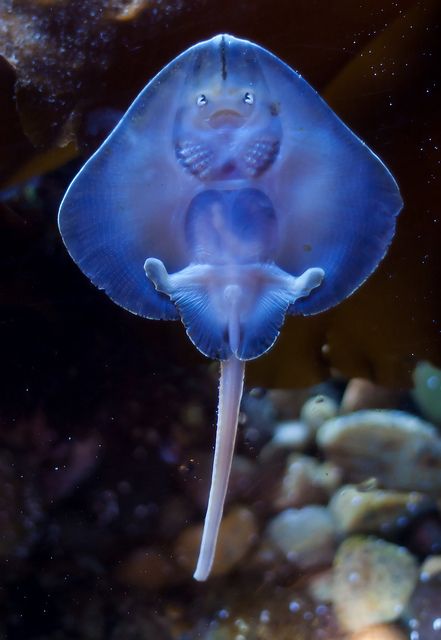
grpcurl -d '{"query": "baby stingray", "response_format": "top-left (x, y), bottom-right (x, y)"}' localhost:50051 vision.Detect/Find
top-left (58, 34), bottom-right (403, 581)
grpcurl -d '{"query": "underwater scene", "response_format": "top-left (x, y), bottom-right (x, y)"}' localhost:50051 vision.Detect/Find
top-left (0, 0), bottom-right (440, 638)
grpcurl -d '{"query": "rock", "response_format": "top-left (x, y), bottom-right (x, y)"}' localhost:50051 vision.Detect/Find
top-left (421, 555), bottom-right (441, 580)
top-left (306, 569), bottom-right (335, 603)
top-left (300, 395), bottom-right (339, 433)
top-left (317, 410), bottom-right (441, 492)
top-left (333, 536), bottom-right (418, 632)
top-left (240, 389), bottom-right (278, 446)
top-left (267, 388), bottom-right (310, 419)
top-left (404, 574), bottom-right (441, 640)
top-left (158, 496), bottom-right (196, 541)
top-left (350, 624), bottom-right (407, 640)
top-left (187, 586), bottom-right (345, 640)
top-left (174, 506), bottom-right (257, 577)
top-left (266, 506), bottom-right (337, 570)
top-left (259, 421), bottom-right (312, 460)
top-left (116, 546), bottom-right (179, 590)
top-left (412, 361), bottom-right (441, 425)
top-left (245, 539), bottom-right (285, 576)
top-left (274, 454), bottom-right (342, 510)
top-left (341, 378), bottom-right (404, 414)
top-left (328, 484), bottom-right (425, 535)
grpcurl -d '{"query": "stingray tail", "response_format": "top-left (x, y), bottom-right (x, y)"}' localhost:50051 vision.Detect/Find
top-left (193, 355), bottom-right (245, 581)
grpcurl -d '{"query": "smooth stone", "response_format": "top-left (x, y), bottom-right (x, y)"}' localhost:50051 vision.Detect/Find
top-left (266, 506), bottom-right (337, 570)
top-left (259, 421), bottom-right (312, 462)
top-left (300, 394), bottom-right (339, 432)
top-left (275, 454), bottom-right (342, 510)
top-left (174, 506), bottom-right (257, 577)
top-left (317, 410), bottom-right (441, 492)
top-left (158, 496), bottom-right (196, 540)
top-left (333, 536), bottom-right (418, 632)
top-left (306, 568), bottom-right (335, 603)
top-left (329, 484), bottom-right (424, 534)
top-left (341, 378), bottom-right (404, 414)
top-left (412, 361), bottom-right (441, 425)
top-left (270, 420), bottom-right (312, 450)
top-left (240, 390), bottom-right (278, 444)
top-left (350, 624), bottom-right (407, 640)
top-left (267, 388), bottom-right (310, 419)
top-left (197, 587), bottom-right (336, 640)
top-left (116, 546), bottom-right (178, 589)
top-left (421, 555), bottom-right (441, 580)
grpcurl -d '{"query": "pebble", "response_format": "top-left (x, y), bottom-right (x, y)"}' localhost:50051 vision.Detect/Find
top-left (317, 410), bottom-right (441, 492)
top-left (328, 484), bottom-right (424, 535)
top-left (275, 454), bottom-right (342, 510)
top-left (340, 378), bottom-right (404, 414)
top-left (306, 568), bottom-right (335, 603)
top-left (259, 420), bottom-right (312, 461)
top-left (300, 394), bottom-right (339, 433)
top-left (189, 586), bottom-right (343, 640)
top-left (350, 624), bottom-right (407, 640)
top-left (333, 536), bottom-right (418, 632)
top-left (116, 546), bottom-right (178, 590)
top-left (267, 388), bottom-right (310, 419)
top-left (412, 361), bottom-right (441, 425)
top-left (266, 506), bottom-right (337, 570)
top-left (421, 555), bottom-right (441, 580)
top-left (174, 506), bottom-right (257, 577)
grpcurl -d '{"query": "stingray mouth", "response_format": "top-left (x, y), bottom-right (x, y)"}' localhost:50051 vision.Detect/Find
top-left (209, 109), bottom-right (245, 129)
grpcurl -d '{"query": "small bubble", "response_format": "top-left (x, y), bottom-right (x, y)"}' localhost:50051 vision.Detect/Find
top-left (259, 609), bottom-right (270, 624)
top-left (234, 619), bottom-right (249, 633)
top-left (427, 375), bottom-right (440, 390)
top-left (218, 608), bottom-right (230, 620)
top-left (348, 571), bottom-right (361, 584)
top-left (289, 600), bottom-right (300, 613)
top-left (315, 604), bottom-right (328, 616)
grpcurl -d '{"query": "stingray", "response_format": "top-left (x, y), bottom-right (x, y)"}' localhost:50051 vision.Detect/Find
top-left (58, 34), bottom-right (403, 581)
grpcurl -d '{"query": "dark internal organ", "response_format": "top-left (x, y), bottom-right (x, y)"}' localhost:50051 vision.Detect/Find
top-left (176, 136), bottom-right (280, 181)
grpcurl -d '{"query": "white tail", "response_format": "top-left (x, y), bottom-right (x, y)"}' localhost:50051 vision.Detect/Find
top-left (193, 355), bottom-right (245, 581)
